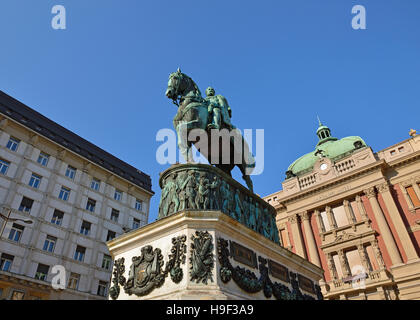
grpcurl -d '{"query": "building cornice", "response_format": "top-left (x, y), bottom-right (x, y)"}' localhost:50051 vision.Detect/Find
top-left (274, 159), bottom-right (386, 206)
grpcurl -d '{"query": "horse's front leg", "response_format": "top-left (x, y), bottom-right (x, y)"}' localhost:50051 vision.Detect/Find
top-left (176, 122), bottom-right (195, 163)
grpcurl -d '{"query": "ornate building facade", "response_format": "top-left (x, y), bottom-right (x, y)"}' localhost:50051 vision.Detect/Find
top-left (0, 91), bottom-right (154, 299)
top-left (264, 123), bottom-right (420, 300)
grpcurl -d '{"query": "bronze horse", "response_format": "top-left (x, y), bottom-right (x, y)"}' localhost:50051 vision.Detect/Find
top-left (165, 69), bottom-right (255, 191)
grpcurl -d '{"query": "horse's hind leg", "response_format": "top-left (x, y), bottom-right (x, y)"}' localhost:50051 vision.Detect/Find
top-left (239, 164), bottom-right (254, 193)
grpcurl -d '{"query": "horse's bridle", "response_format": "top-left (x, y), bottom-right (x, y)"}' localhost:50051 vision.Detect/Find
top-left (169, 72), bottom-right (204, 107)
top-left (168, 73), bottom-right (182, 106)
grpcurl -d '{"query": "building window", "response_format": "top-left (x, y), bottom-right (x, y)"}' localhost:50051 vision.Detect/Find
top-left (406, 185), bottom-right (420, 208)
top-left (34, 264), bottom-right (49, 281)
top-left (97, 281), bottom-right (108, 297)
top-left (91, 178), bottom-right (100, 191)
top-left (8, 223), bottom-right (24, 242)
top-left (10, 290), bottom-right (25, 300)
top-left (132, 218), bottom-right (140, 230)
top-left (59, 186), bottom-right (70, 201)
top-left (114, 189), bottom-right (122, 201)
top-left (280, 228), bottom-right (289, 248)
top-left (80, 220), bottom-right (91, 236)
top-left (65, 165), bottom-right (76, 180)
top-left (365, 244), bottom-right (379, 270)
top-left (29, 173), bottom-right (42, 189)
top-left (332, 205), bottom-right (348, 228)
top-left (37, 152), bottom-right (50, 166)
top-left (320, 210), bottom-right (331, 232)
top-left (106, 230), bottom-right (116, 241)
top-left (18, 197), bottom-right (34, 213)
top-left (346, 249), bottom-right (367, 276)
top-left (51, 209), bottom-right (64, 226)
top-left (110, 209), bottom-right (119, 222)
top-left (332, 254), bottom-right (344, 279)
top-left (67, 273), bottom-right (80, 290)
top-left (0, 159), bottom-right (10, 175)
top-left (74, 246), bottom-right (86, 262)
top-left (0, 253), bottom-right (14, 272)
top-left (43, 235), bottom-right (57, 253)
top-left (6, 137), bottom-right (20, 152)
top-left (86, 198), bottom-right (96, 212)
top-left (102, 254), bottom-right (112, 270)
top-left (135, 199), bottom-right (143, 211)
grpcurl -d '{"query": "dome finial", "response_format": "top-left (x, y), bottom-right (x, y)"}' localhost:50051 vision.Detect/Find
top-left (317, 115), bottom-right (322, 127)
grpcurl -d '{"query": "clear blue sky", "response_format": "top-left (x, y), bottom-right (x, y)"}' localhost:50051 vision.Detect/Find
top-left (1, 1), bottom-right (419, 223)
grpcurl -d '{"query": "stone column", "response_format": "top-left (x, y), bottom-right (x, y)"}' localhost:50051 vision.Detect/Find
top-left (357, 244), bottom-right (372, 272)
top-left (364, 187), bottom-right (402, 266)
top-left (325, 206), bottom-right (337, 229)
top-left (343, 200), bottom-right (356, 224)
top-left (371, 239), bottom-right (386, 269)
top-left (377, 182), bottom-right (418, 261)
top-left (299, 211), bottom-right (321, 267)
top-left (326, 252), bottom-right (338, 280)
top-left (355, 195), bottom-right (369, 221)
top-left (314, 209), bottom-right (325, 233)
top-left (338, 249), bottom-right (351, 278)
top-left (288, 214), bottom-right (306, 259)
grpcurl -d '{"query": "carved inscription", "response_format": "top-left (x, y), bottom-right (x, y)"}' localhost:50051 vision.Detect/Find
top-left (298, 274), bottom-right (315, 294)
top-left (268, 260), bottom-right (289, 283)
top-left (229, 241), bottom-right (258, 269)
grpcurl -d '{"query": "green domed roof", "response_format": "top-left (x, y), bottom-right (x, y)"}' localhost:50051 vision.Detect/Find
top-left (286, 123), bottom-right (368, 178)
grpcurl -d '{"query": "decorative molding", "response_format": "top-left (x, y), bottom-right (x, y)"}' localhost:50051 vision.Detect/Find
top-left (278, 160), bottom-right (386, 205)
top-left (56, 148), bottom-right (67, 161)
top-left (363, 187), bottom-right (377, 199)
top-left (109, 258), bottom-right (126, 300)
top-left (217, 237), bottom-right (320, 300)
top-left (158, 163), bottom-right (280, 244)
top-left (408, 221), bottom-right (420, 233)
top-left (190, 231), bottom-right (214, 284)
top-left (0, 117), bottom-right (8, 129)
top-left (109, 236), bottom-right (188, 299)
top-left (288, 214), bottom-right (298, 224)
top-left (332, 231), bottom-right (356, 243)
top-left (377, 182), bottom-right (390, 194)
top-left (124, 245), bottom-right (165, 297)
top-left (165, 235), bottom-right (187, 284)
top-left (371, 239), bottom-right (385, 269)
top-left (299, 211), bottom-right (310, 221)
top-left (30, 134), bottom-right (39, 145)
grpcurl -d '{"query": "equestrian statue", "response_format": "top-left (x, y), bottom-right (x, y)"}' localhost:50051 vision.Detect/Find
top-left (165, 68), bottom-right (255, 192)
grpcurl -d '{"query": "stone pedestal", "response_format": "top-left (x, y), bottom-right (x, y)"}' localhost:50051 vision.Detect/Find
top-left (107, 210), bottom-right (324, 300)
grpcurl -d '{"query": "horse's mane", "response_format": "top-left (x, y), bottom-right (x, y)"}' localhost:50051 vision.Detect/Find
top-left (185, 74), bottom-right (202, 97)
top-left (170, 71), bottom-right (202, 97)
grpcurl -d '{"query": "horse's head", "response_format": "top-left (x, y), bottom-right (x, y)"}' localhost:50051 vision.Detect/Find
top-left (165, 68), bottom-right (201, 103)
top-left (166, 68), bottom-right (187, 100)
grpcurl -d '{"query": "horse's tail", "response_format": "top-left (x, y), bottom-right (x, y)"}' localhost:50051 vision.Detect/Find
top-left (242, 136), bottom-right (256, 173)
